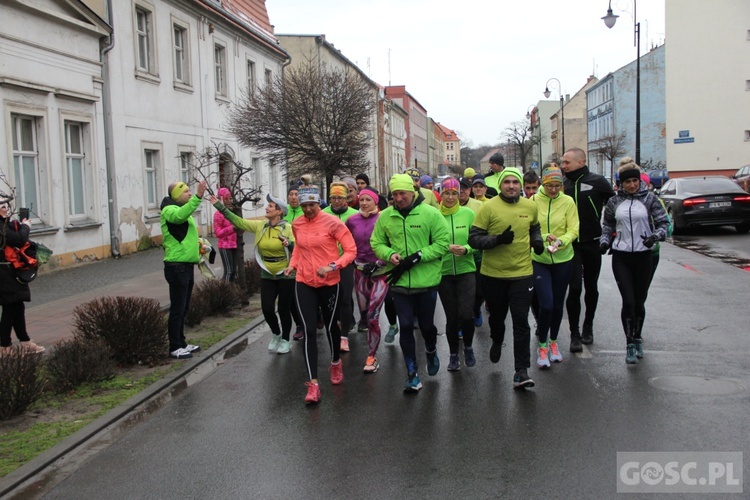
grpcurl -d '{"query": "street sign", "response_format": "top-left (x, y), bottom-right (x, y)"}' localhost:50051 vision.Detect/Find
top-left (531, 162), bottom-right (539, 170)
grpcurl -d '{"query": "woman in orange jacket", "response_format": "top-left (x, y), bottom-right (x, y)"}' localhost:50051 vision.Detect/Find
top-left (283, 179), bottom-right (356, 404)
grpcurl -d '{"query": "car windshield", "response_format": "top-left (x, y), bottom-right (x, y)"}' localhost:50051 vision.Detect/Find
top-left (681, 178), bottom-right (740, 194)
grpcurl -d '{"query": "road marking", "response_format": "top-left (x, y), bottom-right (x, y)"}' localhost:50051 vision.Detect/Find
top-left (577, 346), bottom-right (593, 358)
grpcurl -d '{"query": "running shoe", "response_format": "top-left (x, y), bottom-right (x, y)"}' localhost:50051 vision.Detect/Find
top-left (403, 373), bottom-right (422, 393)
top-left (582, 324), bottom-right (594, 345)
top-left (20, 341), bottom-right (45, 353)
top-left (536, 346), bottom-right (550, 369)
top-left (358, 320), bottom-right (368, 333)
top-left (513, 369), bottom-right (535, 389)
top-left (426, 349), bottom-right (440, 376)
top-left (304, 381), bottom-right (321, 404)
top-left (293, 327), bottom-right (304, 341)
top-left (464, 346), bottom-right (476, 367)
top-left (169, 347), bottom-right (193, 359)
top-left (635, 339), bottom-right (644, 359)
top-left (268, 334), bottom-right (281, 352)
top-left (340, 337), bottom-right (350, 352)
top-left (330, 360), bottom-right (344, 384)
top-left (364, 356), bottom-right (379, 373)
top-left (549, 341), bottom-right (563, 363)
top-left (185, 344), bottom-right (201, 353)
top-left (447, 354), bottom-right (460, 371)
top-left (384, 325), bottom-right (398, 344)
top-left (276, 339), bottom-right (291, 354)
top-left (626, 344), bottom-right (638, 364)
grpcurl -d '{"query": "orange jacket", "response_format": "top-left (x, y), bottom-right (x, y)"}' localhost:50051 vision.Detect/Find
top-left (290, 211), bottom-right (356, 288)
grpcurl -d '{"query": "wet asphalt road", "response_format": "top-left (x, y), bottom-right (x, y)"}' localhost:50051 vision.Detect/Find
top-left (41, 242), bottom-right (750, 499)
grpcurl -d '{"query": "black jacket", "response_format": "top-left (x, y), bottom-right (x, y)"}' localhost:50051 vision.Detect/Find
top-left (0, 217), bottom-right (31, 304)
top-left (563, 166), bottom-right (615, 244)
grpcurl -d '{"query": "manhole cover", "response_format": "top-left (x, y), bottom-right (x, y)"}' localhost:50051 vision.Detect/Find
top-left (649, 376), bottom-right (744, 395)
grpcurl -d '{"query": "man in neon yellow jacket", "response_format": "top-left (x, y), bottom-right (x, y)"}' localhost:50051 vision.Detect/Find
top-left (161, 180), bottom-right (207, 359)
top-left (371, 173), bottom-right (450, 393)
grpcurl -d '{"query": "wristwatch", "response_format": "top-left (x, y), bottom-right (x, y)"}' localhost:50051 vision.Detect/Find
top-left (329, 262), bottom-right (337, 271)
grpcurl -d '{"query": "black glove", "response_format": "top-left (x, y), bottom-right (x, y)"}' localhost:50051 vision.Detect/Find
top-left (599, 242), bottom-right (611, 255)
top-left (400, 251), bottom-right (422, 271)
top-left (495, 225), bottom-right (514, 245)
top-left (362, 262), bottom-right (379, 278)
top-left (532, 240), bottom-right (545, 255)
top-left (641, 233), bottom-right (657, 248)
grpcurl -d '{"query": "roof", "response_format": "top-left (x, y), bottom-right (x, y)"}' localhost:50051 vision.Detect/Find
top-left (436, 123), bottom-right (460, 142)
top-left (196, 0), bottom-right (287, 58)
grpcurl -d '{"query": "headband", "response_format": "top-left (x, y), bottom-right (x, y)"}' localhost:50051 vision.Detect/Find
top-left (619, 168), bottom-right (641, 183)
top-left (330, 185), bottom-right (348, 198)
top-left (359, 188), bottom-right (379, 205)
top-left (170, 182), bottom-right (188, 201)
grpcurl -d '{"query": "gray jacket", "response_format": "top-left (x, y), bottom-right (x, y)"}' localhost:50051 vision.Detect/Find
top-left (601, 183), bottom-right (669, 253)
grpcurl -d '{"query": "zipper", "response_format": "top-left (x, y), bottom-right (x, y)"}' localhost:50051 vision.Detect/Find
top-left (450, 214), bottom-right (457, 275)
top-left (547, 196), bottom-right (555, 264)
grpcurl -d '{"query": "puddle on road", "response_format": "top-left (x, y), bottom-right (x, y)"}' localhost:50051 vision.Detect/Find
top-left (670, 237), bottom-right (750, 271)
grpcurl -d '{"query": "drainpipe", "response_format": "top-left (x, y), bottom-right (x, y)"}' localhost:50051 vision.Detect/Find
top-left (101, 0), bottom-right (120, 257)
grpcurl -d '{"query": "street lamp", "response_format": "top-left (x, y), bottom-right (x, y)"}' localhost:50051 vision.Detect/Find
top-left (602, 0), bottom-right (640, 165)
top-left (543, 78), bottom-right (565, 154)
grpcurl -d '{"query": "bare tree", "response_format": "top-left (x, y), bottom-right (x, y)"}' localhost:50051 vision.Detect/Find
top-left (228, 58), bottom-right (375, 190)
top-left (191, 144), bottom-right (263, 294)
top-left (500, 118), bottom-right (541, 171)
top-left (591, 132), bottom-right (627, 179)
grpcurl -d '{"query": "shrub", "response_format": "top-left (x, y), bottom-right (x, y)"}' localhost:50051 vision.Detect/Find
top-left (73, 296), bottom-right (167, 366)
top-left (244, 259), bottom-right (262, 297)
top-left (192, 279), bottom-right (244, 316)
top-left (0, 348), bottom-right (46, 420)
top-left (185, 289), bottom-right (209, 327)
top-left (44, 337), bottom-right (115, 393)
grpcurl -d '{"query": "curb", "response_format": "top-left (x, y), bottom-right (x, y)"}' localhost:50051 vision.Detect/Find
top-left (0, 314), bottom-right (267, 499)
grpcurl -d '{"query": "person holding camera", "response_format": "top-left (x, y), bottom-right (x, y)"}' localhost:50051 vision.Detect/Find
top-left (0, 202), bottom-right (44, 354)
top-left (371, 174), bottom-right (450, 393)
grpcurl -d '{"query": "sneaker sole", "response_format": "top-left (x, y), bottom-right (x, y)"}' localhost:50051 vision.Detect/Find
top-left (363, 366), bottom-right (379, 373)
top-left (537, 363), bottom-right (550, 370)
top-left (513, 380), bottom-right (536, 389)
top-left (403, 384), bottom-right (422, 393)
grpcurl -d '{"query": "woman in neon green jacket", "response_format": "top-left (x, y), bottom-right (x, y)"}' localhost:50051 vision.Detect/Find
top-left (530, 167), bottom-right (579, 369)
top-left (437, 178), bottom-right (477, 371)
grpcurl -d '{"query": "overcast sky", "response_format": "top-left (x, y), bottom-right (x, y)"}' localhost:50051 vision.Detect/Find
top-left (267, 0), bottom-right (665, 147)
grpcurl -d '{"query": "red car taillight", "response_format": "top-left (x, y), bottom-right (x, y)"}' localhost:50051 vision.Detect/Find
top-left (683, 198), bottom-right (707, 206)
top-left (733, 195), bottom-right (750, 203)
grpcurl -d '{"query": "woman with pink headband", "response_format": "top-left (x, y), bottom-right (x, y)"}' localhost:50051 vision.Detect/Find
top-left (345, 188), bottom-right (389, 373)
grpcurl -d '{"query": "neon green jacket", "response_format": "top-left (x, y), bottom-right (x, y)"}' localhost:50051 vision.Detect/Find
top-left (371, 201), bottom-right (450, 290)
top-left (441, 206), bottom-right (476, 276)
top-left (160, 195), bottom-right (202, 263)
top-left (283, 205), bottom-right (303, 223)
top-left (530, 187), bottom-right (579, 265)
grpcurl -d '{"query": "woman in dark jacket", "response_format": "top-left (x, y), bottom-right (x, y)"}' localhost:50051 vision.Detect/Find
top-left (0, 202), bottom-right (44, 353)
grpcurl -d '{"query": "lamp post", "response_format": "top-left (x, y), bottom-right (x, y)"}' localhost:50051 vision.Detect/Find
top-left (526, 105), bottom-right (542, 170)
top-left (543, 78), bottom-right (565, 155)
top-left (602, 0), bottom-right (640, 165)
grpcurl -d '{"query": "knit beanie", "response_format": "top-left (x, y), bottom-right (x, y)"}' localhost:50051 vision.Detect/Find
top-left (420, 175), bottom-right (433, 187)
top-left (390, 173), bottom-right (415, 193)
top-left (498, 167), bottom-right (524, 186)
top-left (355, 173), bottom-right (370, 185)
top-left (298, 176), bottom-right (320, 203)
top-left (463, 167), bottom-right (476, 179)
top-left (441, 177), bottom-right (460, 192)
top-left (541, 166), bottom-right (564, 186)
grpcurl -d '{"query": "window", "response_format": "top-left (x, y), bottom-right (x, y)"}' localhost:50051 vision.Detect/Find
top-left (265, 69), bottom-right (272, 89)
top-left (143, 146), bottom-right (162, 210)
top-left (179, 151), bottom-right (192, 184)
top-left (246, 60), bottom-right (255, 95)
top-left (214, 43), bottom-right (227, 96)
top-left (173, 23), bottom-right (190, 85)
top-left (135, 6), bottom-right (156, 74)
top-left (745, 130), bottom-right (750, 142)
top-left (65, 122), bottom-right (86, 218)
top-left (11, 114), bottom-right (41, 217)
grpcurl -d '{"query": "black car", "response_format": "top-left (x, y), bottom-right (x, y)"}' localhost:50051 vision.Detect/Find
top-left (658, 176), bottom-right (750, 234)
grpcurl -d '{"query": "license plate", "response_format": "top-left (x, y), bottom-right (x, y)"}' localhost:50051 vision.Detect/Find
top-left (709, 202), bottom-right (731, 208)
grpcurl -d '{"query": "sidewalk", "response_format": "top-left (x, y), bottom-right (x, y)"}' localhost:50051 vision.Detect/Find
top-left (25, 244), bottom-right (227, 349)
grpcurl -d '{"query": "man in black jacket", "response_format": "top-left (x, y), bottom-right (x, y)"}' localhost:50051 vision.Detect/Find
top-left (561, 148), bottom-right (615, 352)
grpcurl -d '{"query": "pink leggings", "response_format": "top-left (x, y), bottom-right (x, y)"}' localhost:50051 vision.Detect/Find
top-left (354, 270), bottom-right (389, 357)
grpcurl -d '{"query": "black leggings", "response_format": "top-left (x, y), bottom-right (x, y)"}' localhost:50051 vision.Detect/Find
top-left (260, 278), bottom-right (294, 340)
top-left (0, 300), bottom-right (30, 347)
top-left (566, 240), bottom-right (603, 335)
top-left (295, 282), bottom-right (341, 380)
top-left (611, 250), bottom-right (653, 345)
top-left (438, 273), bottom-right (476, 353)
top-left (384, 289), bottom-right (397, 326)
